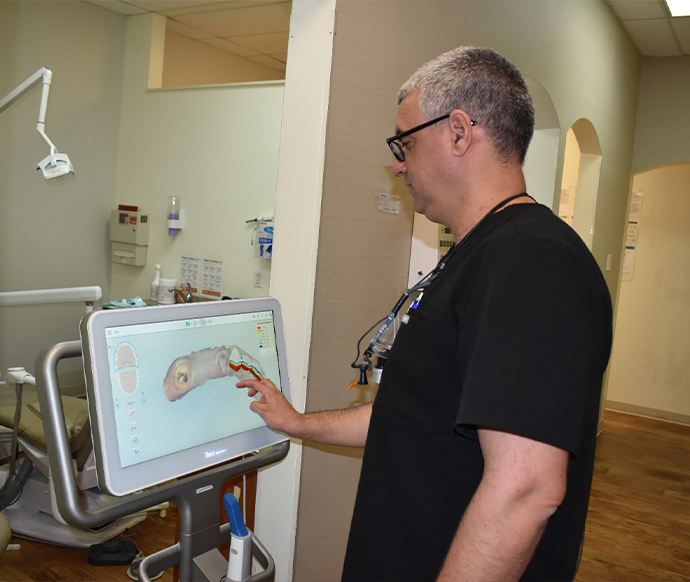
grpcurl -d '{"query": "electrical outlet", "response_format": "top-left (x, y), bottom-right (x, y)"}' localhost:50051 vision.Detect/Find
top-left (253, 270), bottom-right (262, 288)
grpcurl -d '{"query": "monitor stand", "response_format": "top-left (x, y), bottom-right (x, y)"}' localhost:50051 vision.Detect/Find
top-left (138, 472), bottom-right (276, 581)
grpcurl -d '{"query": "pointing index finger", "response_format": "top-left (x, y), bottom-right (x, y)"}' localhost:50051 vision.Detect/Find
top-left (236, 379), bottom-right (260, 390)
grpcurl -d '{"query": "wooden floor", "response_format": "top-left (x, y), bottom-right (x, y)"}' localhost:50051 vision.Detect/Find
top-left (0, 506), bottom-right (178, 582)
top-left (576, 410), bottom-right (690, 582)
top-left (1, 410), bottom-right (689, 581)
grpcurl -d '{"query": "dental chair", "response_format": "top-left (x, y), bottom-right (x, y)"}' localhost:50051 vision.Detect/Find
top-left (0, 369), bottom-right (147, 547)
top-left (0, 286), bottom-right (148, 547)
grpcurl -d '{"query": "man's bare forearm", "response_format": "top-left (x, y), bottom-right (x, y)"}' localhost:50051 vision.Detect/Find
top-left (237, 378), bottom-right (372, 448)
top-left (437, 428), bottom-right (568, 581)
top-left (437, 475), bottom-right (555, 581)
top-left (290, 403), bottom-right (372, 448)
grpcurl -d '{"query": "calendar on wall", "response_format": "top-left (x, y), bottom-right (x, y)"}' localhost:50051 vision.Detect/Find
top-left (622, 191), bottom-right (643, 282)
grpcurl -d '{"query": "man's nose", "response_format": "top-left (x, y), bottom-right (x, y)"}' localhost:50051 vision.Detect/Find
top-left (392, 157), bottom-right (406, 177)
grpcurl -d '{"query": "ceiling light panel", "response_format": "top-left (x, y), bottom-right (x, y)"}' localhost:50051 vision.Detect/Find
top-left (665, 0), bottom-right (690, 17)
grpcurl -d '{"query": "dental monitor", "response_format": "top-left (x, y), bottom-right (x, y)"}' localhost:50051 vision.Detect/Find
top-left (80, 298), bottom-right (290, 497)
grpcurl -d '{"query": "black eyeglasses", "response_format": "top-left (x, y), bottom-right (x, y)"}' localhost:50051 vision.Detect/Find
top-left (386, 113), bottom-right (477, 162)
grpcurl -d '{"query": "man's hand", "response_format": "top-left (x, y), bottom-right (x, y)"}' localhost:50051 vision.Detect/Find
top-left (236, 378), bottom-right (301, 436)
top-left (236, 379), bottom-right (372, 447)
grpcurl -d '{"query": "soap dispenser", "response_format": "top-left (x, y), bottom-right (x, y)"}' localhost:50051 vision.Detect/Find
top-left (150, 264), bottom-right (161, 302)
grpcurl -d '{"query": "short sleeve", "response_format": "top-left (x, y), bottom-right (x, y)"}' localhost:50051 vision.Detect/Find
top-left (455, 240), bottom-right (611, 454)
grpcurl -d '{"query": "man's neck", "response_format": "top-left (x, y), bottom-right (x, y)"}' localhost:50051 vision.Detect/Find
top-left (448, 162), bottom-right (528, 239)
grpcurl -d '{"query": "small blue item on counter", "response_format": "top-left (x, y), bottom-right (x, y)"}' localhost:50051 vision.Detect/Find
top-left (103, 297), bottom-right (148, 309)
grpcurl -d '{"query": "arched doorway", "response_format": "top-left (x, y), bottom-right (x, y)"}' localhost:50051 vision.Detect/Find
top-left (606, 161), bottom-right (690, 424)
top-left (558, 119), bottom-right (602, 250)
top-left (523, 78), bottom-right (560, 209)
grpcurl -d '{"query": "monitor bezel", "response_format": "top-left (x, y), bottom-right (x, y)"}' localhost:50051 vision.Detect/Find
top-left (80, 298), bottom-right (291, 497)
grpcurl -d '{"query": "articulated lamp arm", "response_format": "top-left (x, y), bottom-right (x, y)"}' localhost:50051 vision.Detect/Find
top-left (0, 67), bottom-right (50, 114)
top-left (0, 67), bottom-right (74, 180)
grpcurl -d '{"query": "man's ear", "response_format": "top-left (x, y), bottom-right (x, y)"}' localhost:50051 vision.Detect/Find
top-left (449, 110), bottom-right (474, 156)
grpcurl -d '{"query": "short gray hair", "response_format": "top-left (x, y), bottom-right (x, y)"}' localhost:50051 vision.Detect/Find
top-left (398, 47), bottom-right (535, 165)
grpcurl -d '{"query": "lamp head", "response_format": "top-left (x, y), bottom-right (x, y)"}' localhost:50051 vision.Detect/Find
top-left (37, 152), bottom-right (74, 181)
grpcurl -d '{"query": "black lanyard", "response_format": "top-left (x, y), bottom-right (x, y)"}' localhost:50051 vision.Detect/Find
top-left (351, 192), bottom-right (534, 382)
top-left (412, 191), bottom-right (533, 292)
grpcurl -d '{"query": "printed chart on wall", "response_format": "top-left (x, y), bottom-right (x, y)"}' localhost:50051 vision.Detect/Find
top-left (180, 256), bottom-right (201, 294)
top-left (106, 311), bottom-right (280, 468)
top-left (623, 191), bottom-right (643, 281)
top-left (202, 258), bottom-right (224, 298)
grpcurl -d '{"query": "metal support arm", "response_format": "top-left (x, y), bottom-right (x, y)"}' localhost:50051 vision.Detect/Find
top-left (0, 286), bottom-right (102, 312)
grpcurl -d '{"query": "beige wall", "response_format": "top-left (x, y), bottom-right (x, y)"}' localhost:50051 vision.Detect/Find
top-left (0, 1), bottom-right (125, 379)
top-left (163, 31), bottom-right (283, 87)
top-left (604, 57), bottom-right (690, 424)
top-left (632, 57), bottom-right (690, 174)
top-left (110, 14), bottom-right (284, 302)
top-left (293, 1), bottom-right (641, 579)
top-left (607, 163), bottom-right (690, 423)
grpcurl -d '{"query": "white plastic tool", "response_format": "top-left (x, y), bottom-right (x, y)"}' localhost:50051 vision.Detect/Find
top-left (224, 493), bottom-right (252, 582)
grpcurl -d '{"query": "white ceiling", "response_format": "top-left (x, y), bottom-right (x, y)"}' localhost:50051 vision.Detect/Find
top-left (606, 0), bottom-right (690, 55)
top-left (84, 0), bottom-right (291, 72)
top-left (84, 0), bottom-right (690, 62)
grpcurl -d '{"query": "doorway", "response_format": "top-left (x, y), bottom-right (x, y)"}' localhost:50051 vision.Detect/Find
top-left (558, 119), bottom-right (602, 249)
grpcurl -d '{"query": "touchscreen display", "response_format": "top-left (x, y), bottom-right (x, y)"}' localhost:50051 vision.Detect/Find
top-left (104, 310), bottom-right (281, 469)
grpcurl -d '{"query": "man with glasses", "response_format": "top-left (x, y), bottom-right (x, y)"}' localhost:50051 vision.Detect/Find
top-left (238, 47), bottom-right (612, 581)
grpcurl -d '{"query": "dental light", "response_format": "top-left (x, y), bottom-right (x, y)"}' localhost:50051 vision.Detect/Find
top-left (0, 67), bottom-right (74, 181)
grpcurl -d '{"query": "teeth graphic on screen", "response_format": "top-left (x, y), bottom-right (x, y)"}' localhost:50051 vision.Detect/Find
top-left (115, 342), bottom-right (139, 395)
top-left (163, 345), bottom-right (265, 401)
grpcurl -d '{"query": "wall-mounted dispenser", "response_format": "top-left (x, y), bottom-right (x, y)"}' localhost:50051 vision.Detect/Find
top-left (255, 219), bottom-right (273, 259)
top-left (246, 216), bottom-right (274, 259)
top-left (110, 206), bottom-right (149, 266)
top-left (167, 195), bottom-right (184, 236)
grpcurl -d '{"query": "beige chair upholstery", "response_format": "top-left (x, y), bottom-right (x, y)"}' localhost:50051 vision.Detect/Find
top-left (0, 511), bottom-right (11, 556)
top-left (0, 395), bottom-right (91, 468)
